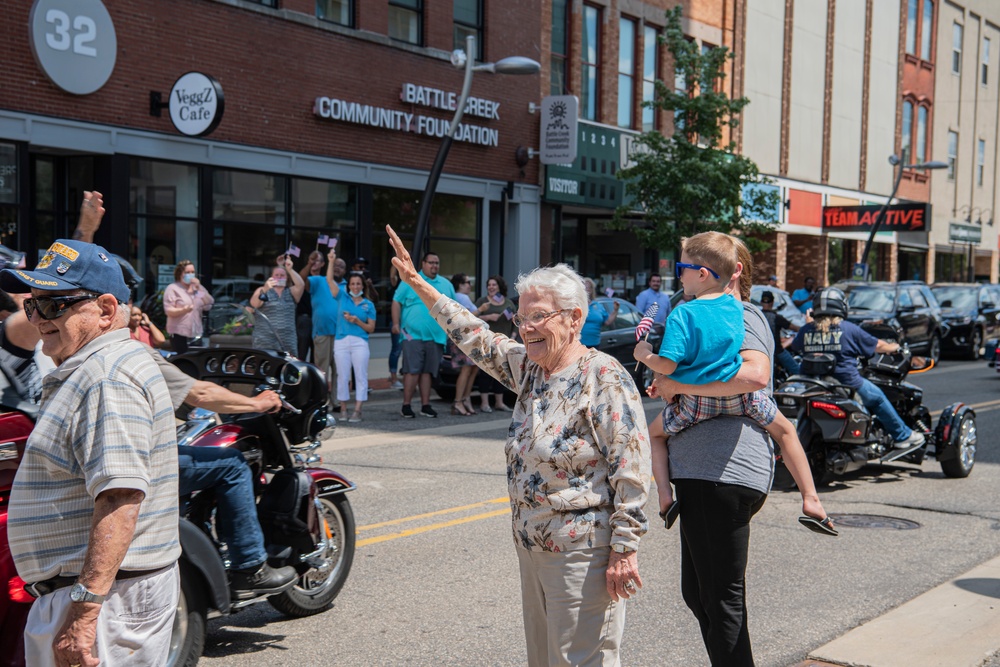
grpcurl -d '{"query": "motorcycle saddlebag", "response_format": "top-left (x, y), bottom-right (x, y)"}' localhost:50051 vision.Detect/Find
top-left (257, 468), bottom-right (318, 553)
top-left (800, 353), bottom-right (836, 377)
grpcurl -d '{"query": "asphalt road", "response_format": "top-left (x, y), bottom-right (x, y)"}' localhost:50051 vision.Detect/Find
top-left (199, 359), bottom-right (1000, 667)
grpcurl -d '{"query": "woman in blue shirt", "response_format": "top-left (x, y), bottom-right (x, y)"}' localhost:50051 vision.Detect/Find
top-left (332, 272), bottom-right (376, 422)
top-left (580, 278), bottom-right (619, 347)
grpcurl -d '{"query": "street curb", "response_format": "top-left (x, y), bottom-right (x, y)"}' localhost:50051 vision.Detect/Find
top-left (809, 554), bottom-right (1000, 667)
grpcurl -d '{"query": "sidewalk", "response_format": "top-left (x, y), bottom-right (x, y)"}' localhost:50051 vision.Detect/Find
top-left (803, 554), bottom-right (1000, 667)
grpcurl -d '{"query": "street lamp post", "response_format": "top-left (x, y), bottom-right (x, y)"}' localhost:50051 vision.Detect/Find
top-left (411, 36), bottom-right (540, 259)
top-left (855, 154), bottom-right (948, 281)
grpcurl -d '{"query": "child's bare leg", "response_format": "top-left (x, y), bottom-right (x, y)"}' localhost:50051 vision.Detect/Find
top-left (650, 411), bottom-right (674, 514)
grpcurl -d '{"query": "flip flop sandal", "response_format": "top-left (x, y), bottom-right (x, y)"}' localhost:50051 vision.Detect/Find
top-left (798, 515), bottom-right (839, 536)
top-left (658, 501), bottom-right (680, 529)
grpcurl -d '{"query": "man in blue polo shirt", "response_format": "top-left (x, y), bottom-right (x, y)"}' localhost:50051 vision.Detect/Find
top-left (634, 273), bottom-right (671, 324)
top-left (392, 252), bottom-right (455, 418)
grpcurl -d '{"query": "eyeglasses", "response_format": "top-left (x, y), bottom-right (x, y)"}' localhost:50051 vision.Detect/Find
top-left (675, 262), bottom-right (721, 279)
top-left (24, 293), bottom-right (101, 321)
top-left (513, 309), bottom-right (571, 328)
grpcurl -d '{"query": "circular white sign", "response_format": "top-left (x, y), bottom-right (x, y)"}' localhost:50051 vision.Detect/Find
top-left (29, 0), bottom-right (117, 96)
top-left (168, 72), bottom-right (225, 137)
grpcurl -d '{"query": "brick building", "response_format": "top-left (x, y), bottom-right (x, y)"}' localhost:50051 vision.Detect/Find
top-left (0, 0), bottom-right (542, 346)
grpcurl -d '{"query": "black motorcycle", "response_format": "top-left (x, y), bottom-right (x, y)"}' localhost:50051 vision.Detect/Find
top-left (167, 348), bottom-right (355, 667)
top-left (773, 326), bottom-right (977, 485)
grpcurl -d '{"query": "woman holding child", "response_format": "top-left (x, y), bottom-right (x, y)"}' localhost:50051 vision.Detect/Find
top-left (387, 224), bottom-right (650, 667)
top-left (634, 232), bottom-right (830, 667)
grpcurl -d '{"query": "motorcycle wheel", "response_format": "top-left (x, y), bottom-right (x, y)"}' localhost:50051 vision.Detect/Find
top-left (940, 413), bottom-right (977, 478)
top-left (167, 561), bottom-right (207, 667)
top-left (806, 435), bottom-right (830, 487)
top-left (269, 494), bottom-right (356, 617)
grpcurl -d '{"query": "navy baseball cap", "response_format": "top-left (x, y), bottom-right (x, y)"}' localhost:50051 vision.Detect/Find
top-left (0, 239), bottom-right (130, 303)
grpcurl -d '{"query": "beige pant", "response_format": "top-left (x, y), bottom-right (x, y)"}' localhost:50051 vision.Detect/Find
top-left (24, 563), bottom-right (179, 666)
top-left (517, 546), bottom-right (626, 667)
top-left (314, 334), bottom-right (337, 395)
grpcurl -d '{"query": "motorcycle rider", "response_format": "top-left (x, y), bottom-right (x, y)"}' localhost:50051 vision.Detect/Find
top-left (788, 287), bottom-right (925, 450)
top-left (759, 290), bottom-right (800, 376)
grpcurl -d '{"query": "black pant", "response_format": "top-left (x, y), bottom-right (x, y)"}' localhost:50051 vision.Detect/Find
top-left (674, 479), bottom-right (767, 667)
top-left (171, 334), bottom-right (191, 354)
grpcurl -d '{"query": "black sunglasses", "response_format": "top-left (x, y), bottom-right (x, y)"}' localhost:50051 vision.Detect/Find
top-left (24, 293), bottom-right (102, 321)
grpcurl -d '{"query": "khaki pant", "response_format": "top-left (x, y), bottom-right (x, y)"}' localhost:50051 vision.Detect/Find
top-left (24, 563), bottom-right (179, 666)
top-left (517, 547), bottom-right (626, 667)
top-left (314, 334), bottom-right (337, 396)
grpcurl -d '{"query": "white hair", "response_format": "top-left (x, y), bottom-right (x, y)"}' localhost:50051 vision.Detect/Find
top-left (115, 303), bottom-right (131, 328)
top-left (514, 264), bottom-right (588, 315)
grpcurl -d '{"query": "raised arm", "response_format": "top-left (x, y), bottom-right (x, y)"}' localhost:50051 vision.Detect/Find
top-left (72, 191), bottom-right (104, 242)
top-left (325, 248), bottom-right (340, 298)
top-left (386, 225), bottom-right (443, 310)
top-left (284, 255), bottom-right (305, 303)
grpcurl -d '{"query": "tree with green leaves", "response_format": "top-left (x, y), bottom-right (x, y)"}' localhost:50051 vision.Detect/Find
top-left (611, 6), bottom-right (779, 254)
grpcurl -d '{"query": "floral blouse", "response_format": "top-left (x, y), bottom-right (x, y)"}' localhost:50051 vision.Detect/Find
top-left (431, 297), bottom-right (651, 553)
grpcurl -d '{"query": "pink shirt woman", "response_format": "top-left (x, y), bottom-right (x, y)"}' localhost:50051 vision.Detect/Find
top-left (163, 260), bottom-right (214, 352)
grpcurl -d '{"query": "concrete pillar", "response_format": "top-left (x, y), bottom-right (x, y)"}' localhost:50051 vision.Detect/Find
top-left (889, 243), bottom-right (899, 282)
top-left (927, 246), bottom-right (936, 284)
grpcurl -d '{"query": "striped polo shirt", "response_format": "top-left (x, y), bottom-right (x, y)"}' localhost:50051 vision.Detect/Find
top-left (8, 328), bottom-right (180, 583)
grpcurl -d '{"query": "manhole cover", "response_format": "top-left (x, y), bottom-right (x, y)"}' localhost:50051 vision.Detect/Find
top-left (827, 513), bottom-right (921, 530)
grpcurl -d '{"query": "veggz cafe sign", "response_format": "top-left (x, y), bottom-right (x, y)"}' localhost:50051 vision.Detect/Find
top-left (168, 72), bottom-right (224, 137)
top-left (821, 203), bottom-right (930, 232)
top-left (313, 83), bottom-right (501, 147)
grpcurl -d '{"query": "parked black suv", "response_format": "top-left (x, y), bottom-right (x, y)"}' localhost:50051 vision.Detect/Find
top-left (834, 281), bottom-right (945, 362)
top-left (433, 297), bottom-right (664, 401)
top-left (930, 283), bottom-right (1000, 359)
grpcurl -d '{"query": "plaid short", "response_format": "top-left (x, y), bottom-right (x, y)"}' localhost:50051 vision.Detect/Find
top-left (662, 390), bottom-right (777, 435)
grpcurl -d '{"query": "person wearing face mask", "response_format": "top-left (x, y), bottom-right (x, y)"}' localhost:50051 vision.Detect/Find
top-left (249, 255), bottom-right (305, 353)
top-left (328, 265), bottom-right (376, 422)
top-left (164, 259), bottom-right (215, 353)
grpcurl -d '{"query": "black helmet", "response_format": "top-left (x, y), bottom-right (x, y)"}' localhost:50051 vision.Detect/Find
top-left (813, 286), bottom-right (848, 318)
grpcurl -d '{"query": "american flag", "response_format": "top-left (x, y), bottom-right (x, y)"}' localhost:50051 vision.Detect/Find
top-left (317, 233), bottom-right (330, 245)
top-left (635, 303), bottom-right (659, 341)
top-left (286, 244), bottom-right (301, 258)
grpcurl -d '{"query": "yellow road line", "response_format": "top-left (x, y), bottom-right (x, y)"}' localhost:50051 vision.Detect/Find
top-left (357, 508), bottom-right (509, 547)
top-left (357, 497), bottom-right (508, 532)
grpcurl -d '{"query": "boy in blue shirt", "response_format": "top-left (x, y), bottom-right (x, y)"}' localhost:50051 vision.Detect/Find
top-left (634, 232), bottom-right (806, 511)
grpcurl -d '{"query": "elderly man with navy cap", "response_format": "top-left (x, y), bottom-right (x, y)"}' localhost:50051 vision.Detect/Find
top-left (1, 239), bottom-right (180, 667)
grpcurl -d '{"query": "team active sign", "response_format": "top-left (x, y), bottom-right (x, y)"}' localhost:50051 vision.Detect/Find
top-left (821, 203), bottom-right (931, 232)
top-left (313, 83), bottom-right (501, 147)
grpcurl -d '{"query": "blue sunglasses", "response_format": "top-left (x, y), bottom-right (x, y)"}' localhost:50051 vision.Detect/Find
top-left (675, 262), bottom-right (721, 279)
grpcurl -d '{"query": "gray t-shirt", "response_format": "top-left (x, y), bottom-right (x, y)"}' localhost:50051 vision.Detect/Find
top-left (145, 346), bottom-right (196, 412)
top-left (668, 302), bottom-right (776, 494)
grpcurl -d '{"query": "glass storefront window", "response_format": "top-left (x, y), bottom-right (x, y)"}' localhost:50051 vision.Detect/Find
top-left (130, 159), bottom-right (200, 300)
top-left (212, 222), bottom-right (288, 284)
top-left (292, 178), bottom-right (356, 229)
top-left (0, 144), bottom-right (17, 204)
top-left (213, 169), bottom-right (286, 224)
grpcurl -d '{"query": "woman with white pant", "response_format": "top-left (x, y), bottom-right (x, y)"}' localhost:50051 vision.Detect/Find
top-left (331, 270), bottom-right (376, 422)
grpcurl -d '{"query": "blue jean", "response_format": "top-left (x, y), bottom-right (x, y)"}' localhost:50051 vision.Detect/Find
top-left (856, 378), bottom-right (912, 442)
top-left (776, 349), bottom-right (800, 375)
top-left (177, 446), bottom-right (267, 570)
top-left (388, 332), bottom-right (402, 375)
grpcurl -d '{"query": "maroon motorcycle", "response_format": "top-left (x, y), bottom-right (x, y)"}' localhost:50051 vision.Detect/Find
top-left (0, 348), bottom-right (355, 667)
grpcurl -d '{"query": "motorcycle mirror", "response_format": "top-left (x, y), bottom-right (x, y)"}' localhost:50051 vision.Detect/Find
top-left (909, 356), bottom-right (935, 373)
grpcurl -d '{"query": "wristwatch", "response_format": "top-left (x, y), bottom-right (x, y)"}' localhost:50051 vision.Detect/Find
top-left (611, 544), bottom-right (636, 554)
top-left (69, 582), bottom-right (106, 604)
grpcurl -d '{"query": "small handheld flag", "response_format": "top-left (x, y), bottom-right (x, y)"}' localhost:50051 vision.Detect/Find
top-left (604, 287), bottom-right (615, 298)
top-left (635, 303), bottom-right (659, 341)
top-left (634, 302), bottom-right (659, 371)
top-left (286, 244), bottom-right (301, 258)
top-left (317, 233), bottom-right (330, 245)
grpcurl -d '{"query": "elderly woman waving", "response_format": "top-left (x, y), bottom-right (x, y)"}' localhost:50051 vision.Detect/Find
top-left (387, 225), bottom-right (651, 667)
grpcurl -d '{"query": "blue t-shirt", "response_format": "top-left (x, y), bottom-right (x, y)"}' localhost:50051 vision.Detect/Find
top-left (791, 287), bottom-right (813, 313)
top-left (580, 301), bottom-right (608, 347)
top-left (789, 320), bottom-right (877, 388)
top-left (393, 272), bottom-right (456, 345)
top-left (635, 288), bottom-right (672, 324)
top-left (309, 275), bottom-right (346, 337)
top-left (658, 296), bottom-right (743, 384)
top-left (335, 293), bottom-right (376, 340)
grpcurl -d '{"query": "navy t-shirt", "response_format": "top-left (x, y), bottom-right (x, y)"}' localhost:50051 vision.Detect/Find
top-left (789, 320), bottom-right (877, 388)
